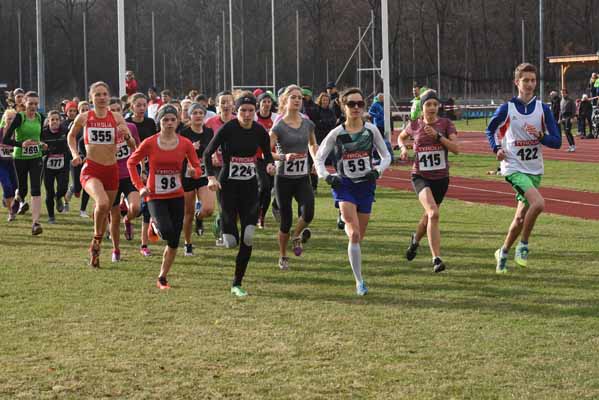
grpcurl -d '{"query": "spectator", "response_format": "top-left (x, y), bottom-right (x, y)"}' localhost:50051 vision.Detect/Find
top-left (410, 84), bottom-right (428, 121)
top-left (314, 92), bottom-right (336, 145)
top-left (161, 89), bottom-right (173, 104)
top-left (326, 81), bottom-right (342, 123)
top-left (549, 91), bottom-right (561, 123)
top-left (559, 88), bottom-right (576, 152)
top-left (301, 87), bottom-right (318, 121)
top-left (593, 73), bottom-right (599, 106)
top-left (578, 94), bottom-right (593, 139)
top-left (125, 70), bottom-right (138, 97)
top-left (368, 93), bottom-right (394, 164)
top-left (147, 86), bottom-right (163, 121)
top-left (207, 97), bottom-right (217, 113)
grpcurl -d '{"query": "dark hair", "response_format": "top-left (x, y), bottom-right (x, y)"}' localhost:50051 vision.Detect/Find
top-left (109, 97), bottom-right (122, 106)
top-left (216, 91), bottom-right (233, 102)
top-left (194, 94), bottom-right (208, 102)
top-left (161, 89), bottom-right (172, 97)
top-left (514, 63), bottom-right (537, 80)
top-left (130, 92), bottom-right (147, 104)
top-left (24, 91), bottom-right (39, 98)
top-left (340, 87), bottom-right (363, 105)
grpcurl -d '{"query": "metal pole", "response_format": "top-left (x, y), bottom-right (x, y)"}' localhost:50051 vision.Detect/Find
top-left (117, 0), bottom-right (126, 97)
top-left (412, 34), bottom-right (415, 84)
top-left (271, 0), bottom-right (276, 92)
top-left (371, 10), bottom-right (376, 94)
top-left (296, 10), bottom-right (300, 85)
top-left (152, 12), bottom-right (156, 87)
top-left (229, 0), bottom-right (234, 91)
top-left (36, 0), bottom-right (45, 110)
top-left (163, 53), bottom-right (166, 89)
top-left (83, 11), bottom-right (88, 92)
top-left (29, 40), bottom-right (33, 89)
top-left (539, 0), bottom-right (544, 100)
top-left (240, 1), bottom-right (245, 86)
top-left (222, 11), bottom-right (226, 90)
top-left (326, 59), bottom-right (329, 83)
top-left (216, 35), bottom-right (221, 92)
top-left (437, 23), bottom-right (441, 98)
top-left (18, 10), bottom-right (23, 88)
top-left (358, 27), bottom-right (362, 88)
top-left (381, 0), bottom-right (391, 139)
top-left (521, 18), bottom-right (525, 63)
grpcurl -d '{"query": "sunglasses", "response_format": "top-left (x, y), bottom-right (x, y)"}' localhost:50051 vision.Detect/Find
top-left (346, 100), bottom-right (365, 109)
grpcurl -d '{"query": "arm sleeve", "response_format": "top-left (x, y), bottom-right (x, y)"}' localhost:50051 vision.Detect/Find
top-left (202, 126), bottom-right (227, 177)
top-left (314, 127), bottom-right (339, 179)
top-left (2, 114), bottom-right (23, 147)
top-left (485, 104), bottom-right (508, 153)
top-left (127, 139), bottom-right (150, 191)
top-left (259, 127), bottom-right (274, 164)
top-left (541, 104), bottom-right (562, 149)
top-left (370, 124), bottom-right (391, 176)
top-left (185, 140), bottom-right (202, 178)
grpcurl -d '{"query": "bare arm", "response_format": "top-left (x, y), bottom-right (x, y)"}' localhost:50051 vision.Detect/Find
top-left (440, 133), bottom-right (459, 155)
top-left (67, 113), bottom-right (86, 162)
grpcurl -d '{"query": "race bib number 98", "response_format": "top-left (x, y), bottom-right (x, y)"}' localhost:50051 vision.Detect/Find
top-left (88, 128), bottom-right (115, 144)
top-left (47, 154), bottom-right (65, 170)
top-left (284, 155), bottom-right (308, 176)
top-left (418, 150), bottom-right (446, 171)
top-left (342, 151), bottom-right (371, 179)
top-left (229, 156), bottom-right (256, 180)
top-left (155, 173), bottom-right (181, 194)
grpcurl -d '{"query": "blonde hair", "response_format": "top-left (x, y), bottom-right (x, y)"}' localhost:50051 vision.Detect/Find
top-left (1, 108), bottom-right (17, 127)
top-left (89, 81), bottom-right (110, 97)
top-left (278, 85), bottom-right (302, 114)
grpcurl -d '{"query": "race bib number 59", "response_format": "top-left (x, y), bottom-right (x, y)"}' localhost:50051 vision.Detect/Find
top-left (342, 151), bottom-right (371, 179)
top-left (229, 156), bottom-right (256, 180)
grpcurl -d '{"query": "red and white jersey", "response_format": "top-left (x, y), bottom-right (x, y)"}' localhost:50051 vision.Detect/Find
top-left (84, 110), bottom-right (118, 146)
top-left (500, 101), bottom-right (544, 176)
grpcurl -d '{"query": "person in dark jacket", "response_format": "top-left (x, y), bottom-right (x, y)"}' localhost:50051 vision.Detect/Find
top-left (578, 94), bottom-right (593, 139)
top-left (559, 88), bottom-right (576, 152)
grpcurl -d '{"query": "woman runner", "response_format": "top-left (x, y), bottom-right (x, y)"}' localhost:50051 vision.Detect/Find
top-left (0, 109), bottom-right (18, 221)
top-left (127, 105), bottom-right (201, 289)
top-left (203, 91), bottom-right (275, 297)
top-left (397, 89), bottom-right (460, 273)
top-left (314, 87), bottom-right (391, 296)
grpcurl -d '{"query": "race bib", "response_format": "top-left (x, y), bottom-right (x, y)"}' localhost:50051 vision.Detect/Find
top-left (342, 151), bottom-right (371, 179)
top-left (515, 146), bottom-right (540, 162)
top-left (87, 127), bottom-right (115, 144)
top-left (185, 161), bottom-right (206, 179)
top-left (116, 141), bottom-right (131, 160)
top-left (418, 150), bottom-right (446, 171)
top-left (284, 154), bottom-right (308, 176)
top-left (229, 156), bottom-right (256, 180)
top-left (155, 173), bottom-right (181, 194)
top-left (46, 154), bottom-right (65, 170)
top-left (23, 144), bottom-right (40, 156)
top-left (0, 146), bottom-right (13, 158)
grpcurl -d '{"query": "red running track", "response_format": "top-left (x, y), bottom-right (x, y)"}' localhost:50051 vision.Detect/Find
top-left (378, 167), bottom-right (599, 220)
top-left (457, 131), bottom-right (599, 163)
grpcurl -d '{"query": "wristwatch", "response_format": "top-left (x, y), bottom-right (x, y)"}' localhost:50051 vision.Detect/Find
top-left (436, 131), bottom-right (443, 142)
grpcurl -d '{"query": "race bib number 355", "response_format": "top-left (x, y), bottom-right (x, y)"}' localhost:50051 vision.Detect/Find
top-left (229, 156), bottom-right (256, 180)
top-left (87, 127), bottom-right (115, 144)
top-left (342, 151), bottom-right (371, 179)
top-left (155, 173), bottom-right (181, 194)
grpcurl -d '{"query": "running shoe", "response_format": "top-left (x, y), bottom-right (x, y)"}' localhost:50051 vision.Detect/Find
top-left (112, 249), bottom-right (121, 263)
top-left (7, 213), bottom-right (16, 222)
top-left (406, 233), bottom-right (419, 261)
top-left (184, 243), bottom-right (194, 257)
top-left (17, 202), bottom-right (29, 215)
top-left (215, 237), bottom-right (225, 247)
top-left (140, 246), bottom-right (151, 257)
top-left (495, 248), bottom-right (508, 274)
top-left (258, 214), bottom-right (265, 229)
top-left (124, 216), bottom-right (133, 240)
top-left (433, 257), bottom-right (446, 273)
top-left (80, 210), bottom-right (89, 218)
top-left (514, 243), bottom-right (528, 268)
top-left (2, 198), bottom-right (6, 208)
top-left (148, 221), bottom-right (160, 243)
top-left (271, 205), bottom-right (281, 223)
top-left (10, 199), bottom-right (20, 215)
top-left (356, 281), bottom-right (369, 296)
top-left (278, 256), bottom-right (289, 271)
top-left (89, 238), bottom-right (101, 268)
top-left (301, 227), bottom-right (311, 244)
top-left (31, 222), bottom-right (43, 235)
top-left (212, 213), bottom-right (222, 239)
top-left (63, 201), bottom-right (70, 212)
top-left (337, 212), bottom-right (345, 230)
top-left (156, 276), bottom-right (170, 290)
top-left (65, 187), bottom-right (74, 202)
top-left (119, 199), bottom-right (128, 217)
top-left (195, 217), bottom-right (204, 236)
top-left (231, 286), bottom-right (248, 297)
top-left (48, 216), bottom-right (56, 224)
top-left (56, 197), bottom-right (64, 213)
top-left (292, 237), bottom-right (303, 256)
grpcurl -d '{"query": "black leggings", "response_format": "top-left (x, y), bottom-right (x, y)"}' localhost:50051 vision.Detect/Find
top-left (44, 167), bottom-right (69, 218)
top-left (256, 159), bottom-right (273, 218)
top-left (71, 164), bottom-right (90, 211)
top-left (562, 118), bottom-right (575, 146)
top-left (220, 179), bottom-right (259, 287)
top-left (14, 157), bottom-right (43, 198)
top-left (148, 197), bottom-right (185, 249)
top-left (275, 175), bottom-right (315, 234)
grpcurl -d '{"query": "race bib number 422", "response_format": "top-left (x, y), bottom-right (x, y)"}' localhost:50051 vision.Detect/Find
top-left (88, 127), bottom-right (115, 144)
top-left (342, 151), bottom-right (371, 179)
top-left (229, 156), bottom-right (256, 180)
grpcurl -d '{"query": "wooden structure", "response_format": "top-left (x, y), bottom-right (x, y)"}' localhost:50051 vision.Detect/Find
top-left (547, 54), bottom-right (599, 91)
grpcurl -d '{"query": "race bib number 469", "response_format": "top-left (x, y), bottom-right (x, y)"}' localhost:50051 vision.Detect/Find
top-left (229, 156), bottom-right (256, 180)
top-left (342, 151), bottom-right (371, 179)
top-left (87, 127), bottom-right (115, 144)
top-left (23, 144), bottom-right (39, 156)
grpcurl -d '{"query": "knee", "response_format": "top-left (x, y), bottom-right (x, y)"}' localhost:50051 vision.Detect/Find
top-left (302, 205), bottom-right (315, 224)
top-left (95, 201), bottom-right (111, 214)
top-left (129, 204), bottom-right (141, 218)
top-left (427, 207), bottom-right (440, 221)
top-left (242, 225), bottom-right (256, 247)
top-left (530, 199), bottom-right (545, 213)
top-left (202, 205), bottom-right (215, 217)
top-left (223, 233), bottom-right (238, 248)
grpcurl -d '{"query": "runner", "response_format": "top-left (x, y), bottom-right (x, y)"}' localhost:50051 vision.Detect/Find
top-left (485, 63), bottom-right (561, 273)
top-left (2, 91), bottom-right (45, 234)
top-left (0, 109), bottom-right (18, 221)
top-left (68, 81), bottom-right (136, 268)
top-left (40, 110), bottom-right (71, 224)
top-left (66, 100), bottom-right (92, 218)
top-left (203, 91), bottom-right (275, 297)
top-left (179, 103), bottom-right (215, 256)
top-left (314, 87), bottom-right (391, 295)
top-left (108, 98), bottom-right (141, 262)
top-left (125, 93), bottom-right (159, 257)
top-left (127, 105), bottom-right (201, 289)
top-left (270, 85), bottom-right (318, 270)
top-left (397, 89), bottom-right (460, 273)
top-left (147, 86), bottom-right (163, 121)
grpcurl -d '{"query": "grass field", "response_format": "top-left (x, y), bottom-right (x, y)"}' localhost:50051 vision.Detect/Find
top-left (2, 171), bottom-right (599, 398)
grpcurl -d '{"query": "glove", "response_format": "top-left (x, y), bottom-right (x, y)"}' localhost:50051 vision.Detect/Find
top-left (325, 174), bottom-right (343, 189)
top-left (365, 169), bottom-right (380, 183)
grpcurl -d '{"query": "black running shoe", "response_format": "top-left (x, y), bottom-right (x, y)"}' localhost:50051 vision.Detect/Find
top-left (433, 257), bottom-right (446, 273)
top-left (195, 217), bottom-right (204, 236)
top-left (337, 212), bottom-right (345, 230)
top-left (406, 233), bottom-right (419, 261)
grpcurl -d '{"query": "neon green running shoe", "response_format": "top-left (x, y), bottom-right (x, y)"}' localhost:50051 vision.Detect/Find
top-left (231, 286), bottom-right (248, 298)
top-left (213, 212), bottom-right (222, 239)
top-left (495, 248), bottom-right (508, 274)
top-left (515, 243), bottom-right (528, 268)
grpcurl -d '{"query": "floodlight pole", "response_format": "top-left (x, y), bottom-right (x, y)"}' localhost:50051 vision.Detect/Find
top-left (381, 0), bottom-right (391, 138)
top-left (229, 0), bottom-right (234, 91)
top-left (117, 0), bottom-right (126, 97)
top-left (18, 10), bottom-right (23, 88)
top-left (539, 0), bottom-right (544, 99)
top-left (437, 23), bottom-right (441, 98)
top-left (296, 10), bottom-right (300, 85)
top-left (521, 18), bottom-right (525, 63)
top-left (83, 11), bottom-right (88, 92)
top-left (152, 12), bottom-right (156, 87)
top-left (36, 0), bottom-right (45, 110)
top-left (271, 0), bottom-right (276, 93)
